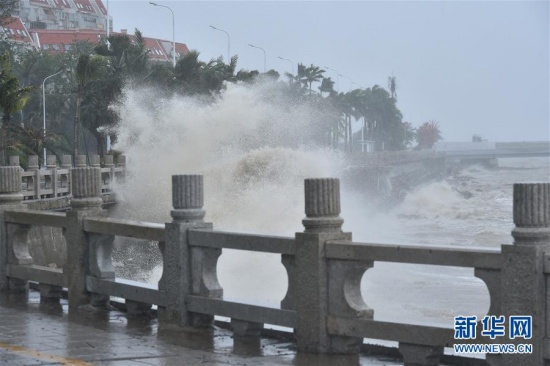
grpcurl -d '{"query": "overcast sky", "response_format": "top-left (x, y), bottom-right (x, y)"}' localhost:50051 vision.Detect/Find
top-left (109, 1), bottom-right (549, 142)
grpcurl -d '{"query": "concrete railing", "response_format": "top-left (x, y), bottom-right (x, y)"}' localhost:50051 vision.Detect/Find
top-left (8, 154), bottom-right (125, 202)
top-left (349, 150), bottom-right (445, 168)
top-left (0, 166), bottom-right (548, 366)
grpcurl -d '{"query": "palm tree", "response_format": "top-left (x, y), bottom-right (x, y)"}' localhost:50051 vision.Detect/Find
top-left (318, 77), bottom-right (335, 97)
top-left (95, 29), bottom-right (149, 80)
top-left (298, 64), bottom-right (325, 95)
top-left (10, 125), bottom-right (71, 161)
top-left (235, 69), bottom-right (260, 84)
top-left (0, 52), bottom-right (34, 165)
top-left (73, 54), bottom-right (106, 160)
top-left (416, 120), bottom-right (442, 149)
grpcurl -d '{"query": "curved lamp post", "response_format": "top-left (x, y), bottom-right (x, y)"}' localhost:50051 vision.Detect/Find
top-left (210, 25), bottom-right (230, 62)
top-left (248, 43), bottom-right (266, 72)
top-left (150, 2), bottom-right (176, 67)
top-left (42, 69), bottom-right (64, 167)
top-left (277, 56), bottom-right (294, 74)
top-left (323, 66), bottom-right (340, 92)
top-left (338, 73), bottom-right (352, 91)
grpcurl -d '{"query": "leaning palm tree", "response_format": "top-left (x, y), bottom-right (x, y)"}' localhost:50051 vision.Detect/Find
top-left (73, 54), bottom-right (106, 160)
top-left (318, 77), bottom-right (335, 97)
top-left (299, 64), bottom-right (325, 95)
top-left (0, 52), bottom-right (35, 165)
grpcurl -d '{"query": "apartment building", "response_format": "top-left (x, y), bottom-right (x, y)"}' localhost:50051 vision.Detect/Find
top-left (1, 1), bottom-right (189, 61)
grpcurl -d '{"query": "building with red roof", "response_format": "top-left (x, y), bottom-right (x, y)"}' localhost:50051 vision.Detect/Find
top-left (2, 1), bottom-right (189, 62)
top-left (1, 16), bottom-right (34, 50)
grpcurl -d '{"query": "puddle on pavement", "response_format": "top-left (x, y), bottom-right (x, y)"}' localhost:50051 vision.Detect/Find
top-left (1, 290), bottom-right (407, 365)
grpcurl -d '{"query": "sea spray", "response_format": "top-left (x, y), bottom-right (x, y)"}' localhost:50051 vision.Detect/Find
top-left (109, 80), bottom-right (542, 324)
top-left (112, 80), bottom-right (344, 305)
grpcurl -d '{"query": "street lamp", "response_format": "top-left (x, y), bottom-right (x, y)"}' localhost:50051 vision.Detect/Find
top-left (338, 73), bottom-right (352, 91)
top-left (42, 69), bottom-right (64, 167)
top-left (150, 2), bottom-right (176, 68)
top-left (323, 66), bottom-right (340, 92)
top-left (210, 25), bottom-right (230, 62)
top-left (277, 56), bottom-right (294, 74)
top-left (248, 44), bottom-right (266, 72)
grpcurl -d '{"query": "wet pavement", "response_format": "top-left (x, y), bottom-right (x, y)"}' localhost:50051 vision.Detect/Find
top-left (0, 289), bottom-right (405, 366)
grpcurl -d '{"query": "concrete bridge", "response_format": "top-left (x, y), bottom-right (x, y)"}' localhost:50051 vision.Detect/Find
top-left (443, 142), bottom-right (550, 164)
top-left (0, 159), bottom-right (549, 365)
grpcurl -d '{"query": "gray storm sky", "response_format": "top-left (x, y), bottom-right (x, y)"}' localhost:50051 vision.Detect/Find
top-left (109, 1), bottom-right (549, 142)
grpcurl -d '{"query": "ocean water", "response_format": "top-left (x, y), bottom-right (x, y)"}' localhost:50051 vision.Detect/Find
top-left (111, 81), bottom-right (550, 330)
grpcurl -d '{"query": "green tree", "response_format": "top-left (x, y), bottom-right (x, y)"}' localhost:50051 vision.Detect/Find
top-left (10, 125), bottom-right (71, 161)
top-left (73, 54), bottom-right (107, 159)
top-left (0, 0), bottom-right (17, 21)
top-left (0, 52), bottom-right (35, 165)
top-left (95, 29), bottom-right (149, 81)
top-left (318, 77), bottom-right (335, 96)
top-left (297, 64), bottom-right (325, 95)
top-left (235, 69), bottom-right (259, 83)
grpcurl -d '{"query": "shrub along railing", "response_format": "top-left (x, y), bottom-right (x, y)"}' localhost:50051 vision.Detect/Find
top-left (0, 164), bottom-right (548, 366)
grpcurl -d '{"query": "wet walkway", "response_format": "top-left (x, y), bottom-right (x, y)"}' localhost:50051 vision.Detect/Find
top-left (0, 290), bottom-right (404, 366)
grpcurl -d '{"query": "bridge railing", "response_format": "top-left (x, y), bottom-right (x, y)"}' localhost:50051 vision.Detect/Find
top-left (0, 164), bottom-right (548, 365)
top-left (9, 154), bottom-right (125, 202)
top-left (349, 150), bottom-right (445, 167)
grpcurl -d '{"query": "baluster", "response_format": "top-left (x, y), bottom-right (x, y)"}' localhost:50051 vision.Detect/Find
top-left (0, 166), bottom-right (29, 293)
top-left (61, 155), bottom-right (71, 196)
top-left (295, 178), bottom-right (357, 353)
top-left (104, 155), bottom-right (114, 192)
top-left (65, 164), bottom-right (104, 309)
top-left (502, 183), bottom-right (550, 366)
top-left (46, 155), bottom-right (57, 197)
top-left (160, 175), bottom-right (220, 327)
top-left (27, 155), bottom-right (39, 199)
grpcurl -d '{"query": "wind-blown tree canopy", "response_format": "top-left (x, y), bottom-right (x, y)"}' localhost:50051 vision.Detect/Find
top-left (319, 77), bottom-right (335, 96)
top-left (95, 29), bottom-right (149, 81)
top-left (88, 30), bottom-right (151, 154)
top-left (0, 52), bottom-right (35, 165)
top-left (297, 63), bottom-right (325, 94)
top-left (73, 54), bottom-right (108, 159)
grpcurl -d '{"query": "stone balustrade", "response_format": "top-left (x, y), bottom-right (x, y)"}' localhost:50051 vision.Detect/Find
top-left (6, 154), bottom-right (125, 208)
top-left (0, 168), bottom-right (548, 365)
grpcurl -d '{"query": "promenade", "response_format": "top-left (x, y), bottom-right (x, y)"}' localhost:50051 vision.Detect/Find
top-left (0, 290), bottom-right (401, 366)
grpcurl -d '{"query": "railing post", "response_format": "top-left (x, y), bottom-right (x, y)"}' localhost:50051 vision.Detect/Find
top-left (65, 164), bottom-right (104, 309)
top-left (9, 156), bottom-right (19, 167)
top-left (0, 166), bottom-right (30, 292)
top-left (61, 155), bottom-right (72, 169)
top-left (116, 155), bottom-right (126, 183)
top-left (295, 178), bottom-right (352, 353)
top-left (75, 155), bottom-right (87, 168)
top-left (61, 155), bottom-right (72, 196)
top-left (47, 155), bottom-right (57, 197)
top-left (159, 175), bottom-right (221, 327)
top-left (90, 154), bottom-right (100, 168)
top-left (502, 183), bottom-right (550, 366)
top-left (28, 155), bottom-right (40, 199)
top-left (104, 155), bottom-right (114, 192)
